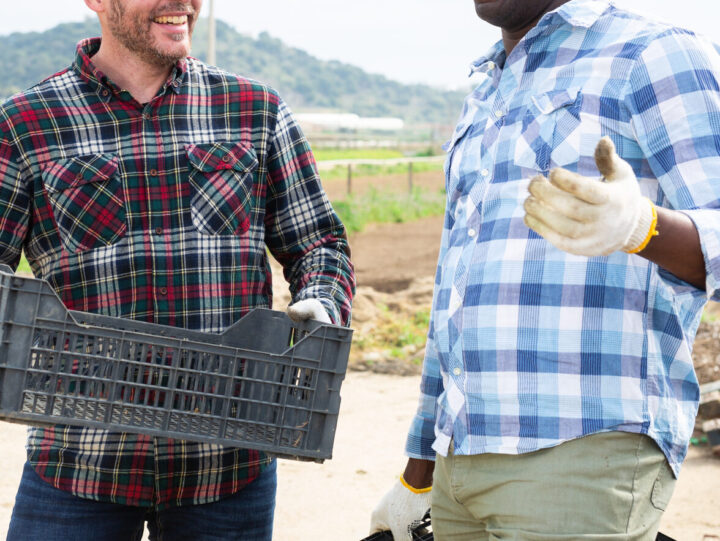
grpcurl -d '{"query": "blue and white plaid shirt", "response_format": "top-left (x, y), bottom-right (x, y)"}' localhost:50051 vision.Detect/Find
top-left (406, 0), bottom-right (720, 475)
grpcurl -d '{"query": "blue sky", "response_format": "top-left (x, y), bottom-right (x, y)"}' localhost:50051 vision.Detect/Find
top-left (1, 1), bottom-right (717, 89)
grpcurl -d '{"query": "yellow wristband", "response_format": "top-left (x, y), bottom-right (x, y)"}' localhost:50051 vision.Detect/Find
top-left (626, 199), bottom-right (659, 254)
top-left (400, 474), bottom-right (432, 494)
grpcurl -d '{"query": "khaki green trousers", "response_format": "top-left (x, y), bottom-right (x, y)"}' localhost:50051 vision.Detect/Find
top-left (432, 432), bottom-right (675, 540)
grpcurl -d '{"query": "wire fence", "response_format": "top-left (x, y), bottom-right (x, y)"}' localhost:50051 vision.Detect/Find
top-left (316, 156), bottom-right (445, 195)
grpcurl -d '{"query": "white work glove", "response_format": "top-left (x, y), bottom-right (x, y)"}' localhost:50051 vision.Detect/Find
top-left (286, 298), bottom-right (332, 324)
top-left (524, 136), bottom-right (658, 256)
top-left (370, 477), bottom-right (431, 541)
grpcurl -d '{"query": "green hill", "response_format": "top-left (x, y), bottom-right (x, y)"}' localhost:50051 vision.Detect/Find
top-left (0, 18), bottom-right (465, 126)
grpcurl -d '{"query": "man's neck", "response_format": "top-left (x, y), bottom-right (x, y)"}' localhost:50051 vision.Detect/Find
top-left (91, 42), bottom-right (174, 104)
top-left (501, 0), bottom-right (569, 55)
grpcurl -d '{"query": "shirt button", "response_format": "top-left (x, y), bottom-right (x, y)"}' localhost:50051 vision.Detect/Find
top-left (453, 367), bottom-right (461, 376)
top-left (102, 90), bottom-right (110, 97)
top-left (143, 113), bottom-right (151, 121)
top-left (149, 169), bottom-right (158, 176)
top-left (159, 287), bottom-right (168, 296)
top-left (468, 228), bottom-right (477, 238)
top-left (221, 155), bottom-right (232, 163)
top-left (494, 110), bottom-right (504, 119)
top-left (481, 169), bottom-right (489, 177)
top-left (154, 227), bottom-right (163, 236)
top-left (487, 61), bottom-right (495, 71)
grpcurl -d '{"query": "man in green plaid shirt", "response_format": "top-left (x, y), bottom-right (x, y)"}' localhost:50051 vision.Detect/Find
top-left (1, 1), bottom-right (354, 539)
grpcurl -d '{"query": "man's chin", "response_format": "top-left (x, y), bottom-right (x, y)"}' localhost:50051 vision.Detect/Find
top-left (150, 43), bottom-right (191, 65)
top-left (474, 0), bottom-right (501, 7)
top-left (474, 0), bottom-right (504, 20)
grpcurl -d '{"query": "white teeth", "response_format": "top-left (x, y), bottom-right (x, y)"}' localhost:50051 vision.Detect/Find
top-left (153, 15), bottom-right (188, 25)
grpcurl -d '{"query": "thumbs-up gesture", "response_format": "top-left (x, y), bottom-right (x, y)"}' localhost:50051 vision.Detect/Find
top-left (524, 136), bottom-right (657, 256)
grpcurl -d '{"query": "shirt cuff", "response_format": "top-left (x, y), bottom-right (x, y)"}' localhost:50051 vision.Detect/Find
top-left (292, 288), bottom-right (346, 327)
top-left (405, 413), bottom-right (438, 460)
top-left (681, 209), bottom-right (720, 301)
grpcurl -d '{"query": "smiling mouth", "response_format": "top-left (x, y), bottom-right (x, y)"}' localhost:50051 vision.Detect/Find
top-left (153, 15), bottom-right (189, 25)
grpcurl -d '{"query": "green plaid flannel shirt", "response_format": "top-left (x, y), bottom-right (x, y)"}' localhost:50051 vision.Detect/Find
top-left (0, 38), bottom-right (354, 509)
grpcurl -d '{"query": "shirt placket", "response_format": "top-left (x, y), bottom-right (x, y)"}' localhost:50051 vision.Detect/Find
top-left (448, 64), bottom-right (503, 387)
top-left (141, 98), bottom-right (171, 324)
top-left (447, 56), bottom-right (529, 449)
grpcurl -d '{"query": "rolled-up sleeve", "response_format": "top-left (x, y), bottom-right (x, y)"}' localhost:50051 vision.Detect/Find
top-left (627, 29), bottom-right (720, 301)
top-left (684, 209), bottom-right (720, 300)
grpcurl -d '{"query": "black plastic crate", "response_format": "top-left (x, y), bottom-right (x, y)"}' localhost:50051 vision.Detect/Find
top-left (361, 513), bottom-right (432, 541)
top-left (0, 265), bottom-right (352, 462)
top-left (359, 514), bottom-right (673, 540)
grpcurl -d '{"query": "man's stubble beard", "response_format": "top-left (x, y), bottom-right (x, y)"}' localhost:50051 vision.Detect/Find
top-left (107, 0), bottom-right (192, 68)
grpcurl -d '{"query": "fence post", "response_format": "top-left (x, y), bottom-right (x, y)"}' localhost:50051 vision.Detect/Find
top-left (347, 164), bottom-right (352, 195)
top-left (408, 161), bottom-right (413, 194)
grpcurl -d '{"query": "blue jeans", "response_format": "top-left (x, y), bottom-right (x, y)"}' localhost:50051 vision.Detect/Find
top-left (7, 460), bottom-right (277, 541)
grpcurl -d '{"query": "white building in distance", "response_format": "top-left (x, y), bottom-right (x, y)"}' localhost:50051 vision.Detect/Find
top-left (295, 113), bottom-right (404, 133)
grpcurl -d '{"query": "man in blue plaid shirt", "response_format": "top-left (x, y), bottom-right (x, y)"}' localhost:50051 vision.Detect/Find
top-left (371, 1), bottom-right (719, 539)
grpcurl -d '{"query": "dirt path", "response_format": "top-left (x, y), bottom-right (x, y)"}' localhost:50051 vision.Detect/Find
top-left (0, 373), bottom-right (718, 540)
top-left (0, 373), bottom-right (419, 541)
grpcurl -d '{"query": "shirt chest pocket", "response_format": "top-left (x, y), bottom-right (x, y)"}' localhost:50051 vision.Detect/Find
top-left (186, 141), bottom-right (258, 236)
top-left (41, 154), bottom-right (126, 254)
top-left (515, 88), bottom-right (582, 172)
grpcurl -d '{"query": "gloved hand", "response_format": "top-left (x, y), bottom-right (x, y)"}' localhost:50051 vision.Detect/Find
top-left (286, 298), bottom-right (332, 324)
top-left (370, 477), bottom-right (432, 541)
top-left (524, 136), bottom-right (658, 256)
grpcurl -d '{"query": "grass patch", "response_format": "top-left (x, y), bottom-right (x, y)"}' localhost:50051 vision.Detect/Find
top-left (702, 305), bottom-right (719, 323)
top-left (312, 148), bottom-right (406, 161)
top-left (352, 306), bottom-right (431, 364)
top-left (333, 186), bottom-right (446, 234)
top-left (321, 160), bottom-right (443, 181)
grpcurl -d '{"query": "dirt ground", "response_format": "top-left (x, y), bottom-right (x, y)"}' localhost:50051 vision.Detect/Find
top-left (0, 375), bottom-right (718, 541)
top-left (1, 208), bottom-right (719, 539)
top-left (348, 215), bottom-right (444, 293)
top-left (321, 169), bottom-right (446, 203)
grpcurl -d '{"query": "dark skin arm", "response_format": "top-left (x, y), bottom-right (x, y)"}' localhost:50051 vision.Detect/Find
top-left (403, 457), bottom-right (435, 490)
top-left (640, 207), bottom-right (706, 290)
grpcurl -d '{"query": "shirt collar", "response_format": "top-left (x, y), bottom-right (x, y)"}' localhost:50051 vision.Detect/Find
top-left (538, 0), bottom-right (611, 30)
top-left (468, 41), bottom-right (507, 77)
top-left (73, 37), bottom-right (188, 102)
top-left (468, 0), bottom-right (611, 75)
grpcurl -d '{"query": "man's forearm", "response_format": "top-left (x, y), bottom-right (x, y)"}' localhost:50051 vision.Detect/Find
top-left (638, 207), bottom-right (706, 289)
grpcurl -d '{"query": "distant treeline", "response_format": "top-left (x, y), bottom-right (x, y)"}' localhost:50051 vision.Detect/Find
top-left (0, 18), bottom-right (467, 125)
